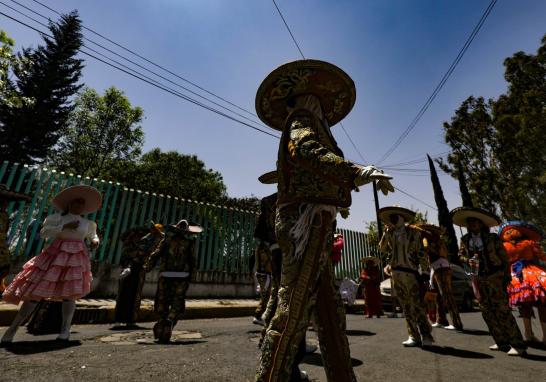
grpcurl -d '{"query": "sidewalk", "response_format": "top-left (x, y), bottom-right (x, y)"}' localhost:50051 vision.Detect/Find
top-left (0, 298), bottom-right (365, 326)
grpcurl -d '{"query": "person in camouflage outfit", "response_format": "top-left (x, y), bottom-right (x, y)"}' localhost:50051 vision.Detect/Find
top-left (254, 59), bottom-right (394, 382)
top-left (0, 185), bottom-right (31, 293)
top-left (144, 219), bottom-right (202, 343)
top-left (115, 223), bottom-right (164, 327)
top-left (452, 207), bottom-right (526, 356)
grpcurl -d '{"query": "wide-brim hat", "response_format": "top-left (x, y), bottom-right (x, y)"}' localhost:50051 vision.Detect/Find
top-left (255, 59), bottom-right (356, 130)
top-left (360, 256), bottom-right (379, 265)
top-left (258, 170), bottom-right (278, 185)
top-left (450, 207), bottom-right (500, 228)
top-left (499, 220), bottom-right (544, 242)
top-left (0, 184), bottom-right (32, 202)
top-left (415, 223), bottom-right (445, 238)
top-left (173, 219), bottom-right (203, 234)
top-left (378, 206), bottom-right (416, 224)
top-left (52, 185), bottom-right (102, 215)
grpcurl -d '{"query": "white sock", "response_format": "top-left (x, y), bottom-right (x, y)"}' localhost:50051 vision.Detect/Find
top-left (1, 301), bottom-right (38, 342)
top-left (58, 300), bottom-right (76, 340)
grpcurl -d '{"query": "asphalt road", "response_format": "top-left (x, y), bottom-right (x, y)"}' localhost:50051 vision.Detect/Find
top-left (1, 312), bottom-right (545, 381)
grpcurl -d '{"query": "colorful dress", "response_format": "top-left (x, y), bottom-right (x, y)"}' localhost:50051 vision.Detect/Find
top-left (2, 213), bottom-right (97, 304)
top-left (502, 235), bottom-right (546, 306)
top-left (360, 265), bottom-right (382, 317)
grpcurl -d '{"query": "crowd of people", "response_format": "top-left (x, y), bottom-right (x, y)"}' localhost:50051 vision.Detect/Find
top-left (0, 58), bottom-right (545, 381)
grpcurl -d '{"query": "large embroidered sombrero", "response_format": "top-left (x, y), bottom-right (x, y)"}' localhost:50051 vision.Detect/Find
top-left (450, 207), bottom-right (500, 228)
top-left (499, 220), bottom-right (544, 242)
top-left (0, 184), bottom-right (32, 202)
top-left (378, 206), bottom-right (416, 223)
top-left (255, 59), bottom-right (356, 130)
top-left (53, 185), bottom-right (102, 215)
top-left (258, 170), bottom-right (278, 185)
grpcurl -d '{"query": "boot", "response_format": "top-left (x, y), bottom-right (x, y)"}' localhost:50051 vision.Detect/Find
top-left (1, 301), bottom-right (37, 343)
top-left (158, 319), bottom-right (173, 344)
top-left (57, 300), bottom-right (76, 341)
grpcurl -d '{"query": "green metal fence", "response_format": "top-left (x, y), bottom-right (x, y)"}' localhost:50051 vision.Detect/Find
top-left (2, 161), bottom-right (378, 279)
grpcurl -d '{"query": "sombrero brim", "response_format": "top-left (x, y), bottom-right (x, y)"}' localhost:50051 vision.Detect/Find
top-left (415, 224), bottom-right (444, 237)
top-left (52, 185), bottom-right (102, 215)
top-left (255, 59), bottom-right (356, 130)
top-left (360, 256), bottom-right (379, 265)
top-left (258, 171), bottom-right (278, 185)
top-left (169, 224), bottom-right (203, 234)
top-left (451, 207), bottom-right (500, 228)
top-left (499, 220), bottom-right (544, 241)
top-left (0, 188), bottom-right (32, 202)
top-left (378, 206), bottom-right (416, 223)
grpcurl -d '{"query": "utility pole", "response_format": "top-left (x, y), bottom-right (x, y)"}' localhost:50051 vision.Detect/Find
top-left (373, 180), bottom-right (383, 239)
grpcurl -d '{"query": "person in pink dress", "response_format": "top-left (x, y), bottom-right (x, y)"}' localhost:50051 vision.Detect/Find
top-left (1, 185), bottom-right (102, 343)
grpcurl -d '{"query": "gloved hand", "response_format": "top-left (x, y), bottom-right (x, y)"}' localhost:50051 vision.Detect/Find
top-left (354, 166), bottom-right (394, 195)
top-left (120, 267), bottom-right (132, 279)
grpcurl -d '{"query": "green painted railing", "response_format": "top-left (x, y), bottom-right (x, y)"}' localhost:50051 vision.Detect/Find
top-left (2, 161), bottom-right (378, 279)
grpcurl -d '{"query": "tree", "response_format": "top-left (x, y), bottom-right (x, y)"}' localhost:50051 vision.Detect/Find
top-left (0, 12), bottom-right (84, 164)
top-left (108, 148), bottom-right (227, 202)
top-left (0, 30), bottom-right (32, 109)
top-left (428, 154), bottom-right (459, 263)
top-left (50, 87), bottom-right (144, 178)
top-left (441, 35), bottom-right (546, 228)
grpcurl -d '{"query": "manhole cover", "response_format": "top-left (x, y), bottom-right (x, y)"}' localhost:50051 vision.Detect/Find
top-left (98, 330), bottom-right (202, 345)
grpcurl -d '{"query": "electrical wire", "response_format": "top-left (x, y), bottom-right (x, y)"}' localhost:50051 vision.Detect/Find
top-left (0, 9), bottom-right (280, 139)
top-left (376, 0), bottom-right (498, 165)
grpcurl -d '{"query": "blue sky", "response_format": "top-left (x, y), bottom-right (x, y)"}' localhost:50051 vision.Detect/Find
top-left (2, 0), bottom-right (545, 230)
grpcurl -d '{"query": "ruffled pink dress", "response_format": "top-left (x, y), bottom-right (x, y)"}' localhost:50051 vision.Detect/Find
top-left (3, 213), bottom-right (98, 304)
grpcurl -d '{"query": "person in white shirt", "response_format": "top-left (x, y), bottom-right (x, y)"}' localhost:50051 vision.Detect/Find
top-left (1, 185), bottom-right (102, 343)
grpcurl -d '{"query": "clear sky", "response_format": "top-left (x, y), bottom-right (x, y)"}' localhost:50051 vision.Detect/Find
top-left (2, 0), bottom-right (545, 231)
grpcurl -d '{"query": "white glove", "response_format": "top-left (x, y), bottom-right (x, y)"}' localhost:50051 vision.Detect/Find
top-left (354, 166), bottom-right (394, 195)
top-left (120, 267), bottom-right (132, 279)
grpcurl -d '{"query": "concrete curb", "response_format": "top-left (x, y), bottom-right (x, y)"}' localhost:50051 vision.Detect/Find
top-left (0, 299), bottom-right (365, 326)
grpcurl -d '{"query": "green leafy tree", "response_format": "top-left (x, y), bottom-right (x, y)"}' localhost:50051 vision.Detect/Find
top-left (108, 148), bottom-right (227, 202)
top-left (0, 12), bottom-right (83, 164)
top-left (0, 30), bottom-right (32, 109)
top-left (441, 35), bottom-right (546, 227)
top-left (50, 87), bottom-right (144, 178)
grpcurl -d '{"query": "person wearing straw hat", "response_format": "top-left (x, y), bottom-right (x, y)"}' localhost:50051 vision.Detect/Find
top-left (0, 184), bottom-right (32, 293)
top-left (452, 207), bottom-right (526, 356)
top-left (255, 59), bottom-right (394, 382)
top-left (144, 219), bottom-right (202, 344)
top-left (417, 223), bottom-right (463, 331)
top-left (359, 256), bottom-right (383, 318)
top-left (499, 220), bottom-right (546, 345)
top-left (114, 222), bottom-right (165, 328)
top-left (1, 185), bottom-right (102, 343)
top-left (378, 206), bottom-right (434, 348)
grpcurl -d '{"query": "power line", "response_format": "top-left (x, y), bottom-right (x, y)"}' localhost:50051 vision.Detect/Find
top-left (0, 9), bottom-right (280, 139)
top-left (394, 186), bottom-right (438, 211)
top-left (381, 151), bottom-right (449, 168)
top-left (7, 0), bottom-right (272, 133)
top-left (28, 0), bottom-right (260, 120)
top-left (271, 0), bottom-right (368, 163)
top-left (376, 0), bottom-right (498, 165)
top-left (272, 0), bottom-right (305, 59)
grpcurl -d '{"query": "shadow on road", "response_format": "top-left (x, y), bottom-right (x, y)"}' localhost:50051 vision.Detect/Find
top-left (345, 330), bottom-right (376, 336)
top-left (302, 353), bottom-right (364, 367)
top-left (423, 346), bottom-right (493, 359)
top-left (246, 330), bottom-right (262, 335)
top-left (1, 339), bottom-right (81, 354)
top-left (461, 329), bottom-right (490, 336)
top-left (523, 353), bottom-right (546, 362)
top-left (525, 342), bottom-right (546, 350)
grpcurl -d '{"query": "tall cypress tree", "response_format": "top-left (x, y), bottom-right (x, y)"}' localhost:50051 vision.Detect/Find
top-left (0, 12), bottom-right (83, 164)
top-left (427, 154), bottom-right (459, 263)
top-left (457, 160), bottom-right (473, 207)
